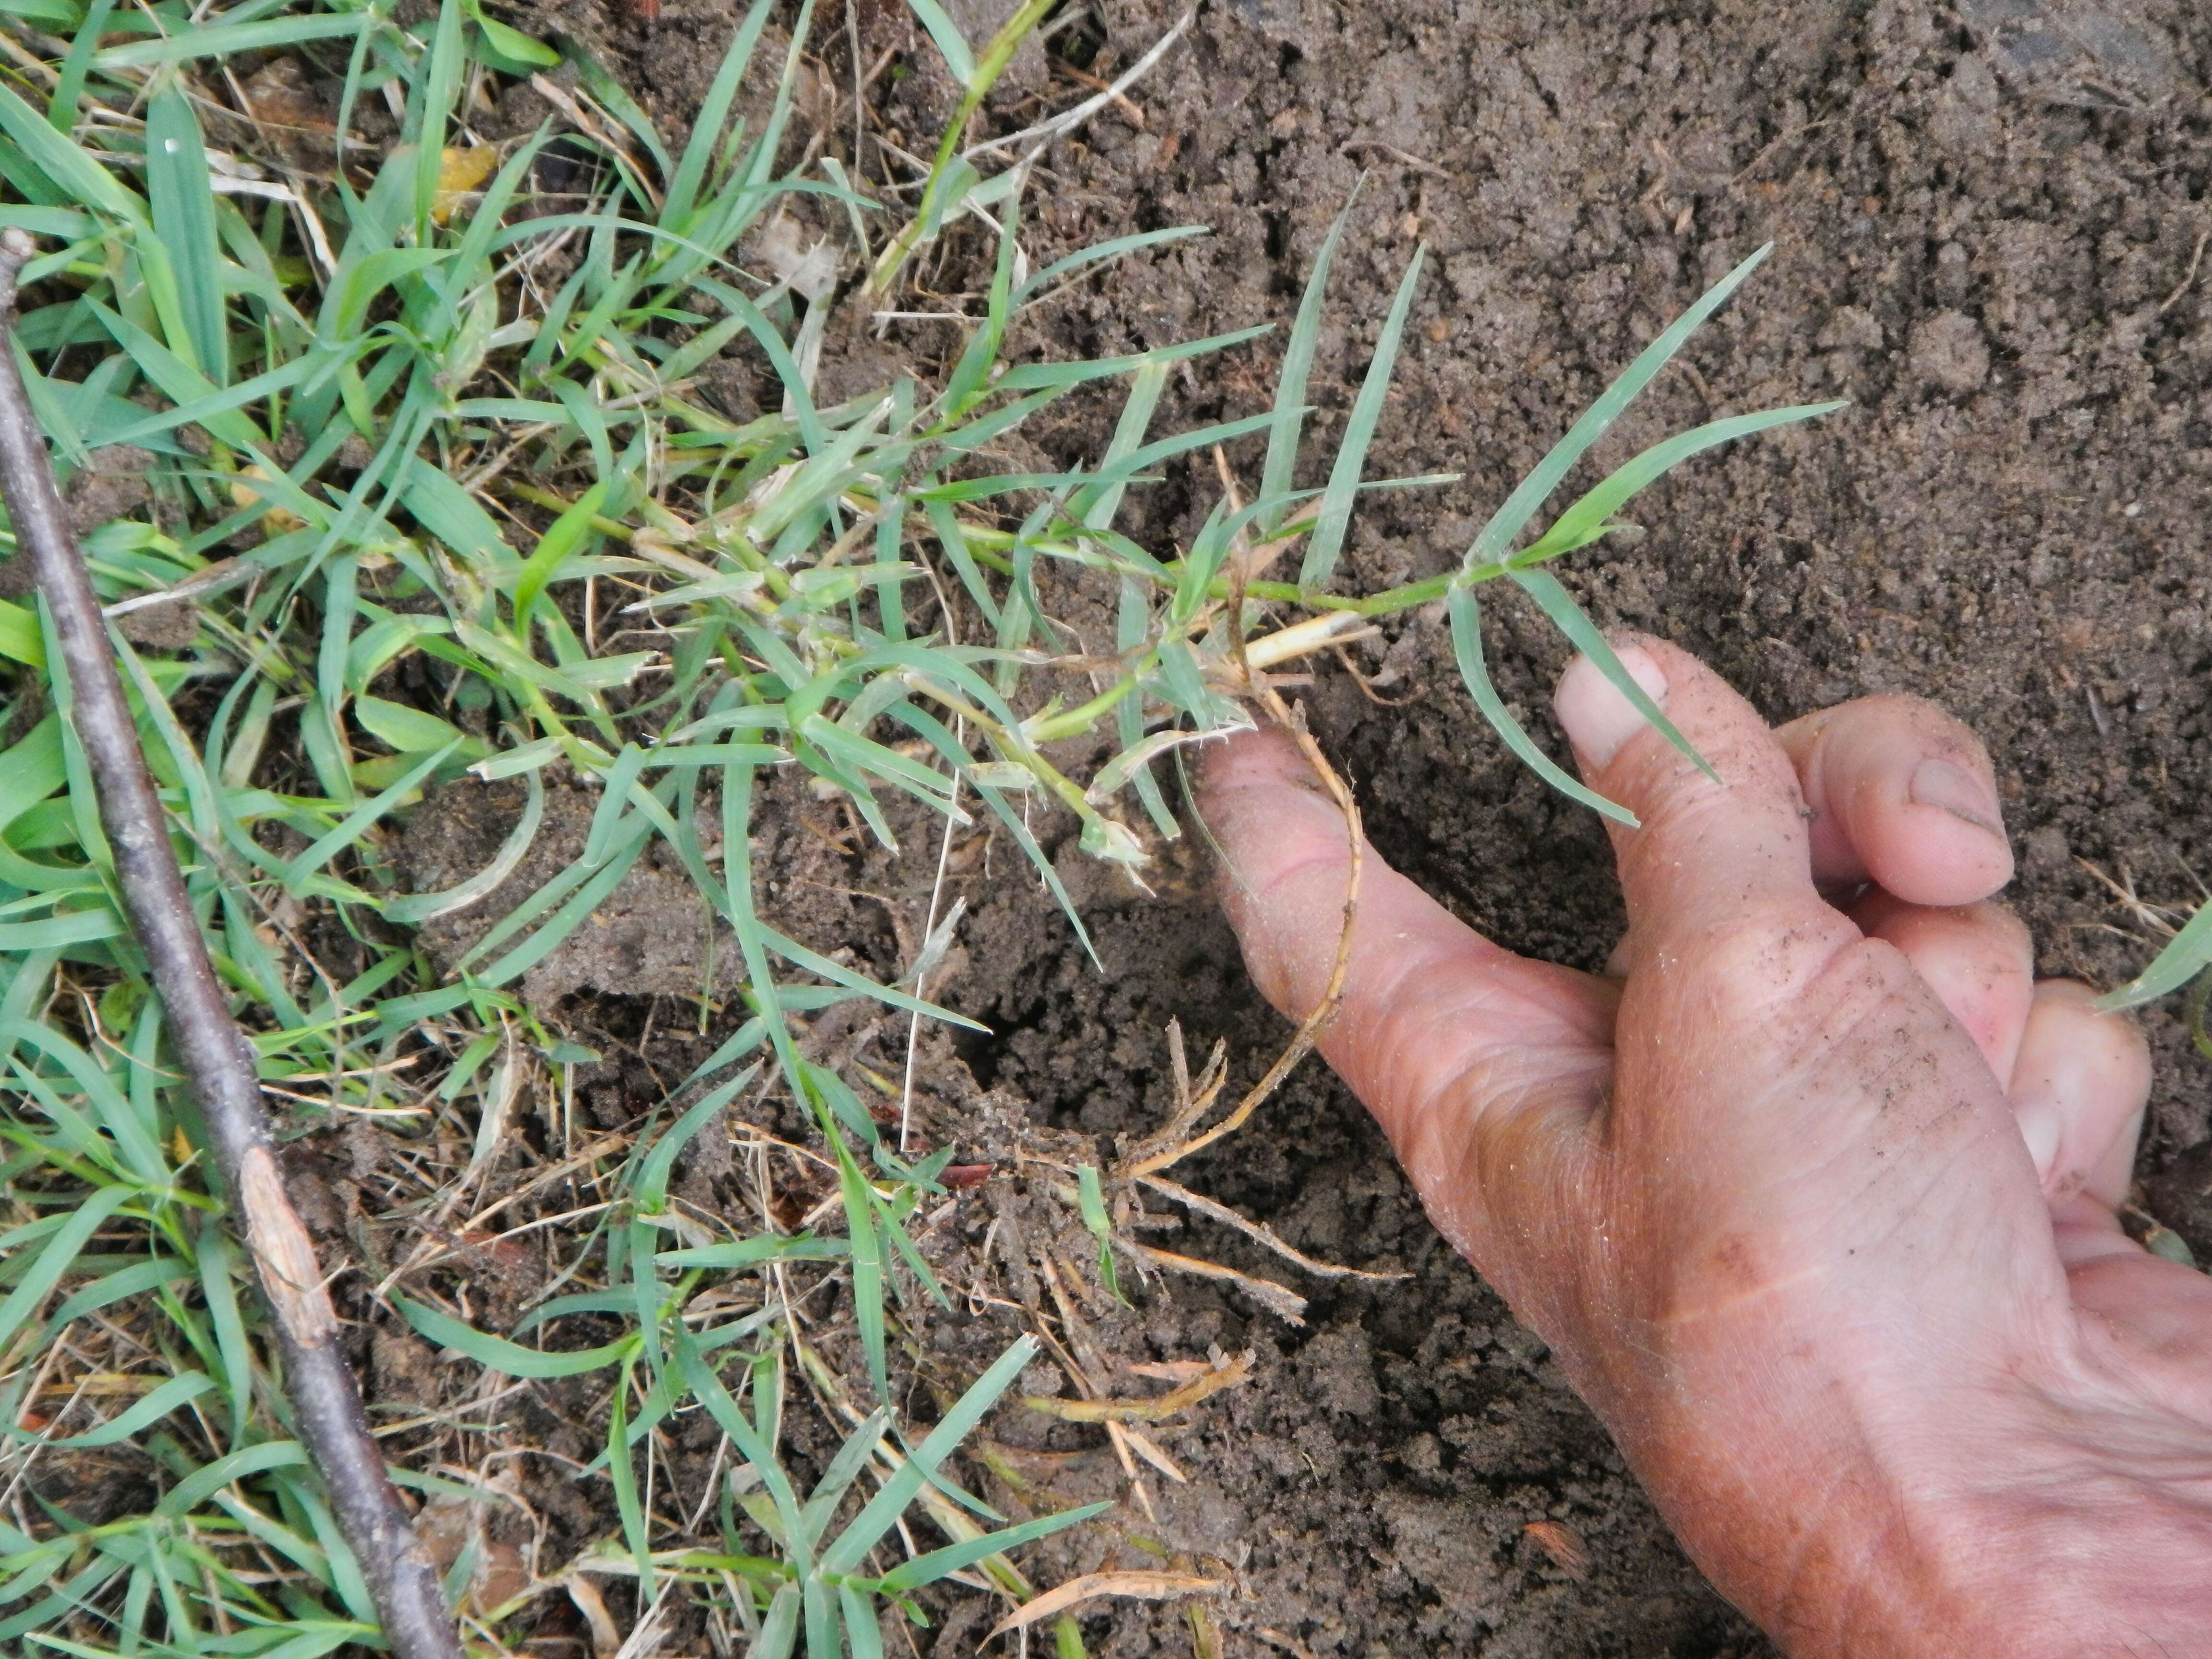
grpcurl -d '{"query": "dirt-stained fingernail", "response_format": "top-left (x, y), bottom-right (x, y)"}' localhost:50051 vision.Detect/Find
top-left (1910, 757), bottom-right (2002, 837)
top-left (1554, 646), bottom-right (1670, 772)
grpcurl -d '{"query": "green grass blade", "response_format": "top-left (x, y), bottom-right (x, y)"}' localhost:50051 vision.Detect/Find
top-left (1467, 243), bottom-right (1773, 568)
top-left (840, 1583), bottom-right (885, 1659)
top-left (1508, 567), bottom-right (1713, 780)
top-left (32, 1372), bottom-right (216, 1449)
top-left (759, 922), bottom-right (987, 1029)
top-left (1514, 403), bottom-right (1847, 566)
top-left (469, 830), bottom-right (652, 987)
top-left (693, 277), bottom-right (824, 453)
top-left (383, 768), bottom-right (544, 925)
top-left (1014, 226), bottom-right (1208, 308)
top-left (2099, 900), bottom-right (2212, 1010)
top-left (922, 497), bottom-right (1002, 626)
top-left (144, 88), bottom-right (227, 385)
top-left (47, 1256), bottom-right (188, 1331)
top-left (636, 1070), bottom-right (759, 1212)
top-left (657, 1235), bottom-right (843, 1270)
top-left (995, 324), bottom-right (1271, 393)
top-left (803, 1576), bottom-right (842, 1659)
top-left (1077, 360), bottom-right (1166, 536)
top-left (97, 352), bottom-right (318, 450)
top-left (314, 551), bottom-right (363, 802)
top-left (832, 1132), bottom-right (890, 1404)
top-left (195, 1214), bottom-right (253, 1449)
top-left (607, 1365), bottom-right (653, 1594)
top-left (10, 335), bottom-right (90, 467)
top-left (405, 456), bottom-right (517, 568)
top-left (944, 186), bottom-right (1020, 414)
top-left (1446, 584), bottom-right (1633, 826)
top-left (282, 743), bottom-right (458, 895)
top-left (903, 0), bottom-right (976, 87)
top-left (1074, 409), bottom-right (1279, 524)
top-left (1116, 578), bottom-right (1174, 837)
top-left (0, 910), bottom-right (120, 949)
top-left (672, 1327), bottom-right (808, 1564)
top-left (798, 1408), bottom-right (890, 1548)
top-left (662, 0), bottom-right (778, 233)
top-left (1299, 243), bottom-right (1425, 588)
top-left (95, 11), bottom-right (367, 69)
top-left (513, 481), bottom-right (607, 630)
top-left (962, 0), bottom-right (1051, 124)
top-left (0, 1184), bottom-right (131, 1355)
top-left (752, 1585), bottom-right (800, 1659)
top-left (47, 0), bottom-right (115, 135)
top-left (890, 704), bottom-right (1099, 967)
top-left (873, 1502), bottom-right (1113, 1592)
top-left (469, 3), bottom-right (560, 69)
top-left (289, 1479), bottom-right (380, 1624)
top-left (393, 1296), bottom-right (631, 1377)
top-left (1259, 193), bottom-right (1354, 535)
top-left (561, 36), bottom-right (674, 180)
top-left (154, 1440), bottom-right (308, 1520)
top-left (352, 695), bottom-right (468, 756)
top-left (8, 1018), bottom-right (168, 1183)
top-left (0, 83), bottom-right (138, 221)
top-left (1076, 1163), bottom-right (1122, 1302)
top-left (83, 297), bottom-right (260, 449)
top-left (412, 0), bottom-right (469, 237)
top-left (820, 1334), bottom-right (1037, 1573)
top-left (1, 0), bottom-right (84, 27)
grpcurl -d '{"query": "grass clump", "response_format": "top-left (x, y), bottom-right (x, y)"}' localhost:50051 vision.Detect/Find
top-left (0, 0), bottom-right (1837, 1650)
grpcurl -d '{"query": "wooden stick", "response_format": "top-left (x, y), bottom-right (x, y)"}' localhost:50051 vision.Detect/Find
top-left (0, 228), bottom-right (463, 1659)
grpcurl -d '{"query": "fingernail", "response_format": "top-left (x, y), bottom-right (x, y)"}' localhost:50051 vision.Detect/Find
top-left (1910, 757), bottom-right (2002, 837)
top-left (1554, 645), bottom-right (1670, 771)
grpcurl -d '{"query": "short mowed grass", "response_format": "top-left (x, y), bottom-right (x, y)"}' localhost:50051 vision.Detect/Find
top-left (0, 0), bottom-right (1844, 1652)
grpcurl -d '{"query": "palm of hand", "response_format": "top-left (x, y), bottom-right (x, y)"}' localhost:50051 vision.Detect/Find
top-left (1205, 638), bottom-right (2212, 1657)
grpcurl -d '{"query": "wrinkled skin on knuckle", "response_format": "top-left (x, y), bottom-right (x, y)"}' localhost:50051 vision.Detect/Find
top-left (1614, 904), bottom-right (1865, 1086)
top-left (1604, 928), bottom-right (2012, 1332)
top-left (1418, 1051), bottom-right (1609, 1324)
top-left (1368, 1015), bottom-right (1599, 1251)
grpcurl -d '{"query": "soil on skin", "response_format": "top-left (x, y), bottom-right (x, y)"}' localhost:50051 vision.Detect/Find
top-left (385, 1), bottom-right (2212, 1654)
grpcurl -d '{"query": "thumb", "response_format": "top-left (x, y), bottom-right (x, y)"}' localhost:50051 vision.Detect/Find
top-left (1553, 637), bottom-right (1834, 968)
top-left (1199, 729), bottom-right (1617, 1267)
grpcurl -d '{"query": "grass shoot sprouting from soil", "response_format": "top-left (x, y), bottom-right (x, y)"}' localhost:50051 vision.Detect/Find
top-left (0, 0), bottom-right (1839, 1651)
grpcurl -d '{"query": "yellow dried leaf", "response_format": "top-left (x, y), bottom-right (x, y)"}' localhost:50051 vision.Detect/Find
top-left (432, 144), bottom-right (498, 225)
top-left (229, 466), bottom-right (306, 534)
top-left (987, 1573), bottom-right (1225, 1640)
top-left (1024, 1348), bottom-right (1255, 1423)
top-left (564, 1574), bottom-right (622, 1659)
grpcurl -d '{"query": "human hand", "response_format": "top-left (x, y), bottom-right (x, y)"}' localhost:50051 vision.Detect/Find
top-left (1203, 637), bottom-right (2212, 1657)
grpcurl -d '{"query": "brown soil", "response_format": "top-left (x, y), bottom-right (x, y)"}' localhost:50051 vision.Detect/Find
top-left (388, 1), bottom-right (2212, 1654)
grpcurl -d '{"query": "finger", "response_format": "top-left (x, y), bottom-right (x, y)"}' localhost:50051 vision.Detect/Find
top-left (1774, 697), bottom-right (2013, 907)
top-left (1202, 728), bottom-right (1611, 1208)
top-left (2052, 1194), bottom-right (2212, 1403)
top-left (1552, 637), bottom-right (1839, 968)
top-left (2007, 981), bottom-right (2150, 1206)
top-left (1850, 892), bottom-right (2034, 1086)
